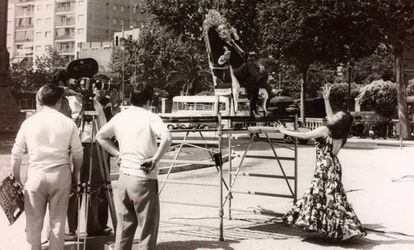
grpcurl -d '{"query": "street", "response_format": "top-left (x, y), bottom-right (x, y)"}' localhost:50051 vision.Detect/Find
top-left (1, 140), bottom-right (414, 249)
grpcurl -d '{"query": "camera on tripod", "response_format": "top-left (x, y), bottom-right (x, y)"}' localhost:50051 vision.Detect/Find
top-left (67, 58), bottom-right (100, 121)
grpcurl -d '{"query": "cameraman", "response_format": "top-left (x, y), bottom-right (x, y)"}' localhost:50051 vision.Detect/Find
top-left (66, 78), bottom-right (112, 238)
top-left (93, 80), bottom-right (120, 121)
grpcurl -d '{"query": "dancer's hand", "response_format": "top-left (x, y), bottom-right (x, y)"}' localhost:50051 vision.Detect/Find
top-left (275, 121), bottom-right (286, 133)
top-left (141, 158), bottom-right (156, 174)
top-left (321, 84), bottom-right (331, 100)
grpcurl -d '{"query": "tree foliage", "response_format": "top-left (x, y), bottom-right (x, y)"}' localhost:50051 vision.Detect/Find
top-left (358, 79), bottom-right (397, 118)
top-left (107, 22), bottom-right (212, 99)
top-left (366, 0), bottom-right (414, 138)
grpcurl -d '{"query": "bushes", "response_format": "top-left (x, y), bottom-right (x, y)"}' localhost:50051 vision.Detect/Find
top-left (357, 79), bottom-right (397, 118)
top-left (329, 82), bottom-right (361, 112)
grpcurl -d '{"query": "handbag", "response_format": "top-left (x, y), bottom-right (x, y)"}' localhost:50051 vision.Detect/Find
top-left (0, 176), bottom-right (24, 225)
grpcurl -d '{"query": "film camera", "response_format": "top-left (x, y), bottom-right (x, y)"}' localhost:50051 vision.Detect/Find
top-left (67, 58), bottom-right (99, 117)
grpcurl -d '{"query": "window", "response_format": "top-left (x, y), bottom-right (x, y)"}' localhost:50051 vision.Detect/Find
top-left (46, 4), bottom-right (52, 10)
top-left (36, 32), bottom-right (42, 39)
top-left (77, 28), bottom-right (84, 36)
top-left (36, 18), bottom-right (42, 25)
top-left (35, 46), bottom-right (41, 52)
top-left (120, 19), bottom-right (124, 26)
top-left (45, 31), bottom-right (51, 38)
top-left (78, 14), bottom-right (85, 23)
top-left (121, 5), bottom-right (125, 12)
top-left (46, 18), bottom-right (51, 25)
top-left (36, 5), bottom-right (42, 11)
top-left (113, 4), bottom-right (117, 11)
top-left (112, 18), bottom-right (117, 25)
top-left (45, 45), bottom-right (52, 51)
top-left (61, 17), bottom-right (67, 25)
top-left (106, 2), bottom-right (109, 9)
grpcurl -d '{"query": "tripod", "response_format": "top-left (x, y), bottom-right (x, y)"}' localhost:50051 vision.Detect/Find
top-left (75, 110), bottom-right (117, 250)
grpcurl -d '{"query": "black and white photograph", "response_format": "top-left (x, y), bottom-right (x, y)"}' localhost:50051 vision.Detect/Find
top-left (0, 0), bottom-right (414, 249)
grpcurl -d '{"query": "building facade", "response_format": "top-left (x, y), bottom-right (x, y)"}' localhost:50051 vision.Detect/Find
top-left (7, 0), bottom-right (148, 66)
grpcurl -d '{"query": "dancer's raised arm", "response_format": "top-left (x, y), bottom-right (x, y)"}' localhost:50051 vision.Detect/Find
top-left (275, 121), bottom-right (329, 140)
top-left (322, 84), bottom-right (334, 119)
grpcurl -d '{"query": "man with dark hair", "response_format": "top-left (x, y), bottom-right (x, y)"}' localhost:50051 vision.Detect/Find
top-left (97, 82), bottom-right (172, 249)
top-left (11, 84), bottom-right (83, 250)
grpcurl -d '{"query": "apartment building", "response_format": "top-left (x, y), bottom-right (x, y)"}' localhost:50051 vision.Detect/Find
top-left (6, 0), bottom-right (148, 66)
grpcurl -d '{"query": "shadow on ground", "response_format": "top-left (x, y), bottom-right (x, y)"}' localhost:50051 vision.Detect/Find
top-left (243, 221), bottom-right (414, 249)
top-left (157, 240), bottom-right (238, 250)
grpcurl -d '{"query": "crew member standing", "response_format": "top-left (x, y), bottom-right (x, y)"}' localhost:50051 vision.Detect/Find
top-left (11, 84), bottom-right (83, 250)
top-left (97, 82), bottom-right (172, 249)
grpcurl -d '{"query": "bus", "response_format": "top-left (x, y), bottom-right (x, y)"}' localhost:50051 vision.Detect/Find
top-left (162, 95), bottom-right (233, 129)
top-left (171, 95), bottom-right (231, 116)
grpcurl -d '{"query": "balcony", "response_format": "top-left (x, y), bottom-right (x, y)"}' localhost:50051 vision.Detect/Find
top-left (15, 24), bottom-right (34, 30)
top-left (15, 10), bottom-right (34, 17)
top-left (55, 28), bottom-right (75, 41)
top-left (15, 37), bottom-right (33, 42)
top-left (55, 20), bottom-right (75, 27)
top-left (55, 6), bottom-right (75, 13)
top-left (16, 0), bottom-right (35, 5)
top-left (55, 34), bottom-right (75, 40)
top-left (60, 48), bottom-right (75, 54)
top-left (15, 50), bottom-right (33, 57)
top-left (57, 42), bottom-right (75, 54)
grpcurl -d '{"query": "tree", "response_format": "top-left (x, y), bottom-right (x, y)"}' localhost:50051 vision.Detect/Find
top-left (330, 82), bottom-right (362, 112)
top-left (107, 22), bottom-right (212, 99)
top-left (35, 48), bottom-right (68, 72)
top-left (366, 0), bottom-right (414, 139)
top-left (166, 53), bottom-right (212, 96)
top-left (257, 0), bottom-right (379, 121)
top-left (146, 0), bottom-right (263, 51)
top-left (10, 48), bottom-right (71, 95)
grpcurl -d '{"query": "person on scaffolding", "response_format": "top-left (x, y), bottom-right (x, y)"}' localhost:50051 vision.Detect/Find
top-left (210, 21), bottom-right (276, 117)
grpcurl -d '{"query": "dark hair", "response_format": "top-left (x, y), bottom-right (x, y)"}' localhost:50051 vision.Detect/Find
top-left (326, 111), bottom-right (354, 146)
top-left (38, 84), bottom-right (65, 107)
top-left (130, 82), bottom-right (154, 107)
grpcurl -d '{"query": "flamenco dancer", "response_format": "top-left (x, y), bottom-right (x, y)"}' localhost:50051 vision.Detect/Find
top-left (275, 84), bottom-right (366, 241)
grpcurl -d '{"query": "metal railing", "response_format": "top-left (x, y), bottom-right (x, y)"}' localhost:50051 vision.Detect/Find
top-left (55, 34), bottom-right (75, 40)
top-left (15, 24), bottom-right (34, 30)
top-left (55, 6), bottom-right (75, 13)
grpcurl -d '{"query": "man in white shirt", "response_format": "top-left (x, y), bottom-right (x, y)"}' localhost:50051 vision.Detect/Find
top-left (97, 83), bottom-right (172, 249)
top-left (11, 84), bottom-right (83, 250)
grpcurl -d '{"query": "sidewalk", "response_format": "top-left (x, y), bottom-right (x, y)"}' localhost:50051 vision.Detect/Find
top-left (1, 139), bottom-right (414, 249)
top-left (346, 137), bottom-right (414, 148)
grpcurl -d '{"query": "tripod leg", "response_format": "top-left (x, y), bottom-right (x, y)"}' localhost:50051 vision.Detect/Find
top-left (94, 124), bottom-right (117, 231)
top-left (76, 183), bottom-right (83, 250)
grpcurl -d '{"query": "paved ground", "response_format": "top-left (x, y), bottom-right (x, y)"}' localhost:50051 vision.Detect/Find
top-left (1, 137), bottom-right (414, 249)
